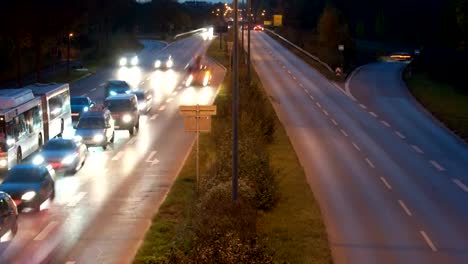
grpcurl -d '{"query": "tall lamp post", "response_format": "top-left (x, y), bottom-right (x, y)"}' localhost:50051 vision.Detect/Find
top-left (67, 32), bottom-right (73, 75)
top-left (232, 0), bottom-right (239, 202)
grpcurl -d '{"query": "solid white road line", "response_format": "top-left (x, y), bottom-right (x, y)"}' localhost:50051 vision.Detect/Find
top-left (365, 158), bottom-right (375, 168)
top-left (340, 129), bottom-right (348, 137)
top-left (420, 231), bottom-right (437, 252)
top-left (67, 192), bottom-right (87, 207)
top-left (380, 177), bottom-right (392, 190)
top-left (34, 221), bottom-right (58, 241)
top-left (430, 160), bottom-right (445, 171)
top-left (111, 151), bottom-right (124, 161)
top-left (452, 179), bottom-right (468, 192)
top-left (359, 104), bottom-right (367, 109)
top-left (398, 200), bottom-right (413, 216)
top-left (158, 105), bottom-right (166, 111)
top-left (395, 131), bottom-right (406, 139)
top-left (90, 88), bottom-right (97, 92)
top-left (352, 142), bottom-right (361, 151)
top-left (411, 145), bottom-right (424, 154)
top-left (331, 119), bottom-right (338, 126)
top-left (150, 114), bottom-right (159, 120)
top-left (166, 98), bottom-right (173, 103)
top-left (381, 120), bottom-right (391, 127)
top-left (369, 111), bottom-right (378, 118)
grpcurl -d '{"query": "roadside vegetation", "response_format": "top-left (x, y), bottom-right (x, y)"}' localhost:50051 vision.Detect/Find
top-left (134, 40), bottom-right (331, 263)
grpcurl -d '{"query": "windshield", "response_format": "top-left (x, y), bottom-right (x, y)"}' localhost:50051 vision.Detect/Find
top-left (107, 87), bottom-right (130, 94)
top-left (71, 97), bottom-right (88, 105)
top-left (133, 93), bottom-right (144, 100)
top-left (106, 81), bottom-right (129, 88)
top-left (5, 167), bottom-right (42, 183)
top-left (43, 140), bottom-right (75, 151)
top-left (77, 117), bottom-right (105, 129)
top-left (106, 100), bottom-right (134, 111)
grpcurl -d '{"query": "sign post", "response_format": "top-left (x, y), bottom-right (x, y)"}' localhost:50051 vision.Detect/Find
top-left (179, 105), bottom-right (217, 193)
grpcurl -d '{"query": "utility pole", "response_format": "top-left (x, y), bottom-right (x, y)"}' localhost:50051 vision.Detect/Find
top-left (247, 0), bottom-right (252, 83)
top-left (232, 0), bottom-right (239, 202)
top-left (241, 0), bottom-right (245, 56)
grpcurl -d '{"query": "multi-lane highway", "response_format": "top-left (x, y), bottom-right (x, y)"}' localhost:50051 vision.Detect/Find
top-left (0, 34), bottom-right (223, 263)
top-left (249, 32), bottom-right (468, 263)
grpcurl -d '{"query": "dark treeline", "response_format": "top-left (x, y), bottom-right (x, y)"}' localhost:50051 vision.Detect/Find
top-left (0, 0), bottom-right (215, 86)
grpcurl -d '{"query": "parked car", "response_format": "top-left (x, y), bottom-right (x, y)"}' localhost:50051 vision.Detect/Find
top-left (0, 192), bottom-right (18, 242)
top-left (33, 138), bottom-right (87, 174)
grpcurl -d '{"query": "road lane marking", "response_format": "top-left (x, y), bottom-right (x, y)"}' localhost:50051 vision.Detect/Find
top-left (172, 91), bottom-right (178, 96)
top-left (287, 70), bottom-right (292, 74)
top-left (452, 179), bottom-right (468, 192)
top-left (67, 192), bottom-right (87, 207)
top-left (309, 95), bottom-right (315, 100)
top-left (34, 221), bottom-right (58, 241)
top-left (352, 142), bottom-right (361, 151)
top-left (145, 151), bottom-right (160, 165)
top-left (299, 83), bottom-right (304, 88)
top-left (369, 111), bottom-right (378, 118)
top-left (316, 102), bottom-right (322, 108)
top-left (292, 76), bottom-right (297, 80)
top-left (304, 89), bottom-right (310, 94)
top-left (323, 110), bottom-right (329, 116)
top-left (150, 114), bottom-right (159, 120)
top-left (381, 120), bottom-right (391, 127)
top-left (80, 93), bottom-right (87, 97)
top-left (166, 98), bottom-right (173, 103)
top-left (90, 88), bottom-right (97, 92)
top-left (147, 77), bottom-right (151, 81)
top-left (65, 262), bottom-right (76, 264)
top-left (340, 129), bottom-right (348, 137)
top-left (411, 145), bottom-right (424, 154)
top-left (395, 131), bottom-right (406, 139)
top-left (126, 137), bottom-right (137, 145)
top-left (111, 151), bottom-right (124, 161)
top-left (430, 160), bottom-right (445, 171)
top-left (398, 200), bottom-right (412, 216)
top-left (380, 177), bottom-right (392, 190)
top-left (99, 83), bottom-right (105, 87)
top-left (359, 104), bottom-right (367, 109)
top-left (282, 65), bottom-right (286, 69)
top-left (140, 81), bottom-right (145, 85)
top-left (331, 119), bottom-right (338, 126)
top-left (420, 231), bottom-right (437, 252)
top-left (365, 158), bottom-right (375, 168)
top-left (158, 105), bottom-right (166, 111)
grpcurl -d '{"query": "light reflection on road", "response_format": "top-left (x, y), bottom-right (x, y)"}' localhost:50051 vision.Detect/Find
top-left (179, 86), bottom-right (215, 105)
top-left (117, 66), bottom-right (142, 88)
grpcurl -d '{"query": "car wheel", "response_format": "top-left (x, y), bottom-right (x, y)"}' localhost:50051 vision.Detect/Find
top-left (136, 119), bottom-right (140, 129)
top-left (11, 219), bottom-right (18, 235)
top-left (128, 126), bottom-right (135, 136)
top-left (16, 149), bottom-right (22, 165)
top-left (110, 132), bottom-right (115, 143)
top-left (103, 144), bottom-right (108, 150)
top-left (51, 188), bottom-right (56, 200)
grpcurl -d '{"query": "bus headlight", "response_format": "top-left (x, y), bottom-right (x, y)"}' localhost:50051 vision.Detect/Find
top-left (0, 159), bottom-right (7, 168)
top-left (122, 114), bottom-right (132, 123)
top-left (131, 56), bottom-right (139, 66)
top-left (62, 154), bottom-right (77, 165)
top-left (119, 58), bottom-right (127, 66)
top-left (32, 155), bottom-right (45, 165)
top-left (93, 134), bottom-right (104, 142)
top-left (21, 191), bottom-right (36, 201)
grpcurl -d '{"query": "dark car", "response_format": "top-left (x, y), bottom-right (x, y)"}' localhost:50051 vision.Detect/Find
top-left (104, 80), bottom-right (132, 98)
top-left (33, 138), bottom-right (87, 174)
top-left (105, 94), bottom-right (140, 135)
top-left (0, 164), bottom-right (55, 212)
top-left (154, 54), bottom-right (174, 70)
top-left (130, 90), bottom-right (153, 114)
top-left (0, 192), bottom-right (18, 242)
top-left (71, 96), bottom-right (95, 122)
top-left (74, 109), bottom-right (115, 150)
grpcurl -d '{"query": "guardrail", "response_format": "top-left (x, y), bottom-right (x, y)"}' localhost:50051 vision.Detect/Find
top-left (265, 29), bottom-right (334, 73)
top-left (174, 28), bottom-right (206, 40)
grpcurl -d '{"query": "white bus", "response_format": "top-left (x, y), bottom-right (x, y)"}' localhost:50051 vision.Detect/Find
top-left (0, 89), bottom-right (43, 172)
top-left (29, 83), bottom-right (72, 141)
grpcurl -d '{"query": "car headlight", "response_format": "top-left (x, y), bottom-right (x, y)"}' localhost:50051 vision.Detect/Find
top-left (109, 91), bottom-right (117, 96)
top-left (62, 154), bottom-right (77, 165)
top-left (93, 134), bottom-right (105, 142)
top-left (83, 106), bottom-right (89, 112)
top-left (166, 60), bottom-right (173, 68)
top-left (119, 58), bottom-right (127, 66)
top-left (125, 90), bottom-right (131, 94)
top-left (122, 114), bottom-right (132, 123)
top-left (73, 135), bottom-right (82, 142)
top-left (154, 60), bottom-right (161, 68)
top-left (131, 56), bottom-right (139, 66)
top-left (6, 138), bottom-right (15, 146)
top-left (32, 155), bottom-right (45, 165)
top-left (21, 191), bottom-right (36, 201)
top-left (0, 159), bottom-right (7, 168)
top-left (138, 102), bottom-right (147, 110)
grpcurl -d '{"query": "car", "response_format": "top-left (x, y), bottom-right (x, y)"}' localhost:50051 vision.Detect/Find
top-left (0, 192), bottom-right (18, 242)
top-left (254, 25), bottom-right (264, 31)
top-left (104, 80), bottom-right (132, 98)
top-left (118, 52), bottom-right (139, 67)
top-left (32, 138), bottom-right (87, 174)
top-left (105, 94), bottom-right (140, 135)
top-left (130, 90), bottom-right (153, 114)
top-left (185, 56), bottom-right (212, 87)
top-left (70, 96), bottom-right (95, 122)
top-left (0, 164), bottom-right (55, 212)
top-left (154, 54), bottom-right (174, 70)
top-left (74, 109), bottom-right (115, 150)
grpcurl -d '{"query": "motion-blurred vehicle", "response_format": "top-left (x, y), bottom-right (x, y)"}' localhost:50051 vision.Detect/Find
top-left (389, 52), bottom-right (412, 61)
top-left (154, 55), bottom-right (174, 70)
top-left (0, 164), bottom-right (55, 212)
top-left (105, 94), bottom-right (140, 135)
top-left (185, 56), bottom-right (212, 87)
top-left (0, 192), bottom-right (18, 242)
top-left (254, 25), bottom-right (264, 31)
top-left (33, 138), bottom-right (87, 174)
top-left (74, 109), bottom-right (115, 150)
top-left (118, 52), bottom-right (139, 67)
top-left (71, 96), bottom-right (95, 122)
top-left (130, 90), bottom-right (153, 114)
top-left (104, 80), bottom-right (132, 98)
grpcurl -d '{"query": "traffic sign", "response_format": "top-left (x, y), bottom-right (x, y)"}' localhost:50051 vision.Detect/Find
top-left (183, 116), bottom-right (212, 132)
top-left (264, 20), bottom-right (272, 26)
top-left (273, 15), bottom-right (283, 26)
top-left (179, 105), bottom-right (217, 117)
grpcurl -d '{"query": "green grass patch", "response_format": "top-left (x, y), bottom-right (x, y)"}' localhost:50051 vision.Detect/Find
top-left (406, 73), bottom-right (468, 140)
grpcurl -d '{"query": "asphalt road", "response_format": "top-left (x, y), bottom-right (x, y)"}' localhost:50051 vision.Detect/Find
top-left (250, 32), bottom-right (468, 263)
top-left (0, 34), bottom-right (223, 263)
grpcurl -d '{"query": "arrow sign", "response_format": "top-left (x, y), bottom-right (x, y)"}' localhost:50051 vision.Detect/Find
top-left (146, 151), bottom-right (160, 166)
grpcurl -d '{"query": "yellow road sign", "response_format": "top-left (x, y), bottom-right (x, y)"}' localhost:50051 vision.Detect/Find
top-left (179, 105), bottom-right (217, 117)
top-left (264, 20), bottom-right (272, 26)
top-left (183, 116), bottom-right (212, 132)
top-left (273, 15), bottom-right (283, 26)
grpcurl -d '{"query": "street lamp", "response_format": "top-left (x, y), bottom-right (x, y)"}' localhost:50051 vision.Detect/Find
top-left (67, 32), bottom-right (74, 75)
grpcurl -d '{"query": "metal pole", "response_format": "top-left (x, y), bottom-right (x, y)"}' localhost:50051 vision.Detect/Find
top-left (247, 0), bottom-right (251, 83)
top-left (232, 0), bottom-right (239, 202)
top-left (196, 104), bottom-right (200, 194)
top-left (241, 0), bottom-right (245, 56)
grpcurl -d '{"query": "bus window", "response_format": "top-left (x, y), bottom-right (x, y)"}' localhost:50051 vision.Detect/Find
top-left (49, 96), bottom-right (63, 120)
top-left (33, 106), bottom-right (41, 130)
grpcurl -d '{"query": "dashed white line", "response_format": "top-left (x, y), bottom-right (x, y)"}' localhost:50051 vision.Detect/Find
top-left (90, 88), bottom-right (97, 92)
top-left (323, 110), bottom-right (329, 116)
top-left (420, 231), bottom-right (437, 252)
top-left (299, 83), bottom-right (304, 88)
top-left (150, 114), bottom-right (159, 120)
top-left (304, 89), bottom-right (310, 94)
top-left (380, 177), bottom-right (392, 190)
top-left (99, 83), bottom-right (105, 87)
top-left (452, 179), bottom-right (468, 192)
top-left (166, 98), bottom-right (173, 103)
top-left (411, 145), bottom-right (424, 154)
top-left (309, 95), bottom-right (315, 100)
top-left (316, 102), bottom-right (322, 108)
top-left (430, 160), bottom-right (445, 171)
top-left (365, 158), bottom-right (375, 168)
top-left (282, 65), bottom-right (286, 69)
top-left (359, 104), bottom-right (367, 109)
top-left (369, 111), bottom-right (378, 118)
top-left (395, 131), bottom-right (406, 139)
top-left (158, 105), bottom-right (166, 111)
top-left (34, 221), bottom-right (58, 241)
top-left (172, 91), bottom-right (178, 96)
top-left (65, 262), bottom-right (76, 264)
top-left (67, 192), bottom-right (87, 207)
top-left (292, 76), bottom-right (297, 80)
top-left (287, 70), bottom-right (292, 74)
top-left (381, 120), bottom-right (391, 127)
top-left (111, 151), bottom-right (124, 161)
top-left (80, 93), bottom-right (87, 97)
top-left (398, 200), bottom-right (413, 216)
top-left (352, 142), bottom-right (361, 151)
top-left (340, 129), bottom-right (348, 137)
top-left (331, 119), bottom-right (338, 126)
